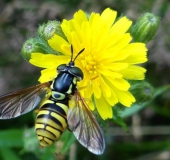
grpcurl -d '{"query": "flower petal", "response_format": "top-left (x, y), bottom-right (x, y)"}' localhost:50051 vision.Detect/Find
top-left (38, 67), bottom-right (57, 83)
top-left (110, 17), bottom-right (132, 38)
top-left (100, 8), bottom-right (117, 28)
top-left (113, 86), bottom-right (136, 107)
top-left (48, 34), bottom-right (70, 55)
top-left (61, 20), bottom-right (72, 43)
top-left (81, 22), bottom-right (91, 50)
top-left (109, 77), bottom-right (130, 91)
top-left (94, 95), bottom-right (113, 120)
top-left (104, 63), bottom-right (128, 71)
top-left (100, 77), bottom-right (111, 97)
top-left (30, 53), bottom-right (69, 68)
top-left (73, 10), bottom-right (88, 24)
top-left (120, 43), bottom-right (147, 64)
top-left (98, 67), bottom-right (123, 78)
top-left (92, 80), bottom-right (101, 99)
top-left (119, 65), bottom-right (147, 80)
top-left (70, 31), bottom-right (82, 54)
top-left (102, 88), bottom-right (118, 106)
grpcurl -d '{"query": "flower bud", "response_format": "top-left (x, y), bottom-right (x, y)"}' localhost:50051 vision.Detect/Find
top-left (21, 38), bottom-right (55, 60)
top-left (39, 20), bottom-right (66, 41)
top-left (37, 23), bottom-right (46, 39)
top-left (131, 13), bottom-right (160, 43)
top-left (130, 81), bottom-right (154, 103)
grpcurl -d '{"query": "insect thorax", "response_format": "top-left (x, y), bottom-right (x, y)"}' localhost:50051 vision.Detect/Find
top-left (51, 72), bottom-right (77, 101)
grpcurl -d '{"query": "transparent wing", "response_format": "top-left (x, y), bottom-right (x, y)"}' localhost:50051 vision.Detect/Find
top-left (67, 91), bottom-right (105, 155)
top-left (0, 82), bottom-right (51, 119)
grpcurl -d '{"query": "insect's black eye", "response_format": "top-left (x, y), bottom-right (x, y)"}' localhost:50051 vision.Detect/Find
top-left (57, 64), bottom-right (67, 72)
top-left (69, 67), bottom-right (84, 81)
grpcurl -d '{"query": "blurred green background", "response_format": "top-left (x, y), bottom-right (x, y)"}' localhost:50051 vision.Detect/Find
top-left (0, 0), bottom-right (170, 160)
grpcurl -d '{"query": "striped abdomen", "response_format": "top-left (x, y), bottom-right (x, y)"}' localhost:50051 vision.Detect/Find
top-left (35, 99), bottom-right (69, 147)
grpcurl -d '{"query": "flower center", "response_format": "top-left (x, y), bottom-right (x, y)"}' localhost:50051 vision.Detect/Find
top-left (80, 54), bottom-right (98, 75)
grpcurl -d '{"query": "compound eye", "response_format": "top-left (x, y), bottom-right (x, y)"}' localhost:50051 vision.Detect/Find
top-left (57, 64), bottom-right (67, 72)
top-left (69, 67), bottom-right (84, 81)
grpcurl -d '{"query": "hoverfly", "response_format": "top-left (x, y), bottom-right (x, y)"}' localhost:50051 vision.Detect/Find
top-left (0, 45), bottom-right (105, 155)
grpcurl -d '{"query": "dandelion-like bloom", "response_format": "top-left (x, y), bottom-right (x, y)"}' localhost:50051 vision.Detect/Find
top-left (30, 8), bottom-right (147, 120)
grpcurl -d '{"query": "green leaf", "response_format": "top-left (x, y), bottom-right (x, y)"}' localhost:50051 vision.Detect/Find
top-left (120, 103), bottom-right (146, 118)
top-left (60, 130), bottom-right (76, 153)
top-left (0, 148), bottom-right (21, 160)
top-left (112, 108), bottom-right (128, 131)
top-left (152, 84), bottom-right (170, 98)
top-left (0, 129), bottom-right (23, 148)
top-left (39, 146), bottom-right (56, 160)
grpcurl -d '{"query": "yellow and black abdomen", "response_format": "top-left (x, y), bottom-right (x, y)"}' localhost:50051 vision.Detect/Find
top-left (35, 72), bottom-right (77, 147)
top-left (35, 99), bottom-right (69, 147)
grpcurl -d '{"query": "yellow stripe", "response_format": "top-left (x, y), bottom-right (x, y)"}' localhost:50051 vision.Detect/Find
top-left (50, 81), bottom-right (55, 90)
top-left (39, 140), bottom-right (48, 147)
top-left (35, 123), bottom-right (44, 129)
top-left (66, 84), bottom-right (72, 94)
top-left (36, 118), bottom-right (63, 131)
top-left (44, 138), bottom-right (54, 146)
top-left (36, 129), bottom-right (56, 140)
top-left (46, 126), bottom-right (61, 139)
top-left (40, 100), bottom-right (54, 108)
top-left (56, 103), bottom-right (68, 114)
top-left (73, 77), bottom-right (77, 84)
top-left (37, 135), bottom-right (43, 141)
top-left (37, 110), bottom-right (50, 117)
top-left (51, 112), bottom-right (67, 129)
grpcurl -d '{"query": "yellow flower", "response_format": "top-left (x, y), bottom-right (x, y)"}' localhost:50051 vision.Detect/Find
top-left (30, 8), bottom-right (147, 120)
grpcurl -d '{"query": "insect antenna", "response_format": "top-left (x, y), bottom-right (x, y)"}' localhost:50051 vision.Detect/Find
top-left (70, 45), bottom-right (85, 64)
top-left (70, 45), bottom-right (74, 62)
top-left (73, 48), bottom-right (85, 62)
